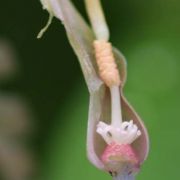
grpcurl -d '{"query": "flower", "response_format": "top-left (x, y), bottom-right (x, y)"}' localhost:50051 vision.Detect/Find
top-left (38, 0), bottom-right (150, 179)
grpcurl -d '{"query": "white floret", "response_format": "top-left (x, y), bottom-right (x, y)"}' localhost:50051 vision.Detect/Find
top-left (97, 120), bottom-right (141, 145)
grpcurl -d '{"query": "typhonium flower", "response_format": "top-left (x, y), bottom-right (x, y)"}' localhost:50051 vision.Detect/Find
top-left (38, 0), bottom-right (150, 179)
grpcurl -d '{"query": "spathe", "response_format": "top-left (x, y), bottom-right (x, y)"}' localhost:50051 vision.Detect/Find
top-left (39, 0), bottom-right (149, 178)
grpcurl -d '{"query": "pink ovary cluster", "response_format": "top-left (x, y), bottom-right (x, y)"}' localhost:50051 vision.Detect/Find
top-left (101, 143), bottom-right (140, 174)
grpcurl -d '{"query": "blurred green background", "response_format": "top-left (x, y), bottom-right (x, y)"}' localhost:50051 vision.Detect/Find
top-left (0, 0), bottom-right (180, 179)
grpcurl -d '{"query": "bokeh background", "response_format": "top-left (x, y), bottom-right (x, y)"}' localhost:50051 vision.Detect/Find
top-left (0, 0), bottom-right (180, 179)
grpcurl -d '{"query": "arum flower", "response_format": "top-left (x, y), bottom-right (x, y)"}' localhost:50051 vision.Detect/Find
top-left (38, 0), bottom-right (150, 179)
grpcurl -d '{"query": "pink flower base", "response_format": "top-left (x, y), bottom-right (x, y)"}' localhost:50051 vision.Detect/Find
top-left (101, 143), bottom-right (140, 175)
